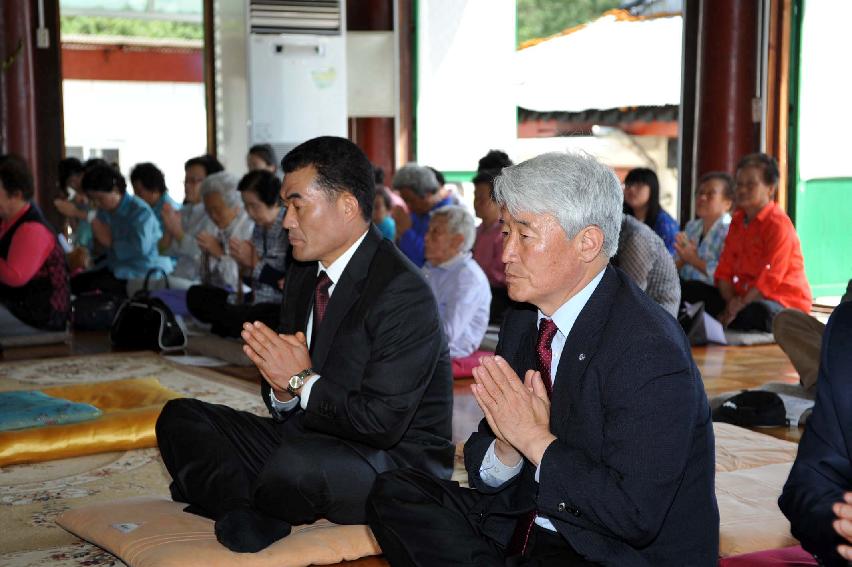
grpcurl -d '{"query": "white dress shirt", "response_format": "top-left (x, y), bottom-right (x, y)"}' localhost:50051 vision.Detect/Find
top-left (269, 229), bottom-right (369, 412)
top-left (478, 267), bottom-right (605, 531)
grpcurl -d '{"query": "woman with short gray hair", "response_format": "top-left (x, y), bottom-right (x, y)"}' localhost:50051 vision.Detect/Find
top-left (422, 205), bottom-right (491, 359)
top-left (186, 171), bottom-right (255, 332)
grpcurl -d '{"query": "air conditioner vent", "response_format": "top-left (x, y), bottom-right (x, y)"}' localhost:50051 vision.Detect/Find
top-left (250, 1), bottom-right (341, 35)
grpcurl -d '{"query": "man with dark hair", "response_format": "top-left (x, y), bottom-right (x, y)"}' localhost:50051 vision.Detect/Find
top-left (156, 136), bottom-right (454, 554)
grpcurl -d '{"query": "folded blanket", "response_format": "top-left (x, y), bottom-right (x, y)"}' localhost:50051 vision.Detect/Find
top-left (0, 390), bottom-right (102, 431)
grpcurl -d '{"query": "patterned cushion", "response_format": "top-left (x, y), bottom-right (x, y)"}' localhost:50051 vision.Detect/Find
top-left (57, 497), bottom-right (381, 567)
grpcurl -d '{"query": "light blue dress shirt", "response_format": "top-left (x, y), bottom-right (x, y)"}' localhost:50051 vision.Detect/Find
top-left (422, 252), bottom-right (491, 358)
top-left (478, 267), bottom-right (605, 532)
top-left (96, 193), bottom-right (173, 280)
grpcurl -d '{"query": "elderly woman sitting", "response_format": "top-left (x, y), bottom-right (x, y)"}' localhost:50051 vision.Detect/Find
top-left (187, 170), bottom-right (290, 338)
top-left (186, 172), bottom-right (255, 331)
top-left (708, 153), bottom-right (812, 332)
top-left (422, 205), bottom-right (491, 358)
top-left (70, 164), bottom-right (173, 297)
top-left (677, 172), bottom-right (734, 296)
top-left (0, 155), bottom-right (70, 336)
top-left (392, 163), bottom-right (453, 267)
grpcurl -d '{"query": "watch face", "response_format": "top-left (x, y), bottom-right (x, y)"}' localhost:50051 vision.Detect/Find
top-left (289, 374), bottom-right (304, 390)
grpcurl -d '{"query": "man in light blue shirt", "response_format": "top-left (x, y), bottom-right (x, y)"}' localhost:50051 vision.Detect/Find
top-left (422, 205), bottom-right (491, 359)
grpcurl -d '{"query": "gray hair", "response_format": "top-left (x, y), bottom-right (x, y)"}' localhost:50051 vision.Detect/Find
top-left (392, 163), bottom-right (439, 197)
top-left (494, 152), bottom-right (622, 258)
top-left (430, 205), bottom-right (476, 252)
top-left (200, 171), bottom-right (242, 208)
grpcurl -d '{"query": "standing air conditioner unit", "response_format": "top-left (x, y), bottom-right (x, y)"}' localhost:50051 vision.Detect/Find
top-left (248, 1), bottom-right (347, 161)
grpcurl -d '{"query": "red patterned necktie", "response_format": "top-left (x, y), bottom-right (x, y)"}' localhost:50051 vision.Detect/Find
top-left (507, 317), bottom-right (559, 557)
top-left (313, 271), bottom-right (333, 329)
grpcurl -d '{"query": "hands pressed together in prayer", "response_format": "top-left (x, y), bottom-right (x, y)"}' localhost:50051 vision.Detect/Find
top-left (834, 492), bottom-right (852, 560)
top-left (241, 321), bottom-right (312, 400)
top-left (471, 355), bottom-right (556, 468)
top-left (229, 238), bottom-right (257, 270)
top-left (161, 203), bottom-right (183, 241)
top-left (674, 232), bottom-right (699, 266)
top-left (197, 231), bottom-right (224, 258)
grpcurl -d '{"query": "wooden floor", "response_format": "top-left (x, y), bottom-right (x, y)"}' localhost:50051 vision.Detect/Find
top-left (0, 334), bottom-right (803, 566)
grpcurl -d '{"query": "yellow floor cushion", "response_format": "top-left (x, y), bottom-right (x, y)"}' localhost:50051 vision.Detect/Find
top-left (0, 377), bottom-right (182, 466)
top-left (57, 496), bottom-right (381, 567)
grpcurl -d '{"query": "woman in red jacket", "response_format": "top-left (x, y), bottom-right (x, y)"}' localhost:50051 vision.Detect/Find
top-left (711, 153), bottom-right (812, 331)
top-left (0, 155), bottom-right (70, 336)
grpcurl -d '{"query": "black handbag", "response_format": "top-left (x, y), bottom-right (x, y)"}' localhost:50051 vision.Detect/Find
top-left (72, 291), bottom-right (122, 331)
top-left (110, 269), bottom-right (187, 351)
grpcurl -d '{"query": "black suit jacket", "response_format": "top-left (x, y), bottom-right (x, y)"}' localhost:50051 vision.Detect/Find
top-left (779, 301), bottom-right (852, 567)
top-left (261, 226), bottom-right (454, 479)
top-left (464, 266), bottom-right (719, 566)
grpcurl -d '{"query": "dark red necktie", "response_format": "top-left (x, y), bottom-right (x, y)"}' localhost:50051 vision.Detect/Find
top-left (313, 271), bottom-right (333, 329)
top-left (507, 317), bottom-right (559, 557)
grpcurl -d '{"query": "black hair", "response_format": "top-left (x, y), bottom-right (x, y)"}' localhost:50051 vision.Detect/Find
top-left (130, 162), bottom-right (168, 195)
top-left (427, 166), bottom-right (445, 187)
top-left (623, 167), bottom-right (662, 229)
top-left (249, 144), bottom-right (277, 169)
top-left (85, 157), bottom-right (108, 168)
top-left (477, 149), bottom-right (513, 173)
top-left (373, 164), bottom-right (385, 185)
top-left (698, 171), bottom-right (735, 202)
top-left (472, 169), bottom-right (498, 199)
top-left (237, 169), bottom-right (280, 207)
top-left (281, 136), bottom-right (374, 221)
top-left (58, 157), bottom-right (84, 192)
top-left (82, 163), bottom-right (127, 195)
top-left (736, 153), bottom-right (780, 186)
top-left (0, 154), bottom-right (35, 200)
top-left (375, 186), bottom-right (392, 210)
top-left (184, 154), bottom-right (224, 176)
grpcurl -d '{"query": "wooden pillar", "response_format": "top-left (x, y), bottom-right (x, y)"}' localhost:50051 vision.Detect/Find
top-left (765, 0), bottom-right (793, 209)
top-left (0, 0), bottom-right (64, 227)
top-left (695, 0), bottom-right (760, 178)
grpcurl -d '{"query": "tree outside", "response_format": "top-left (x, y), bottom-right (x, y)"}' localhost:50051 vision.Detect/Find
top-left (516, 0), bottom-right (623, 46)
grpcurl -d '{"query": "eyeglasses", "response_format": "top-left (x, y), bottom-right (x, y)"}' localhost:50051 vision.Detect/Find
top-left (184, 176), bottom-right (204, 185)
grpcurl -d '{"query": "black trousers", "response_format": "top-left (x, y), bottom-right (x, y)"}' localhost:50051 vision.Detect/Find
top-left (70, 267), bottom-right (128, 298)
top-left (366, 468), bottom-right (598, 567)
top-left (156, 398), bottom-right (379, 525)
top-left (680, 280), bottom-right (783, 333)
top-left (186, 284), bottom-right (280, 338)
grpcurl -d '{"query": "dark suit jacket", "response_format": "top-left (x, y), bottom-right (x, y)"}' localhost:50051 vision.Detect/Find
top-left (464, 266), bottom-right (719, 566)
top-left (779, 301), bottom-right (852, 567)
top-left (261, 226), bottom-right (454, 479)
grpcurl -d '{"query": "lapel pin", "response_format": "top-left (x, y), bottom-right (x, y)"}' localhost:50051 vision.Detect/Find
top-left (578, 353), bottom-right (586, 361)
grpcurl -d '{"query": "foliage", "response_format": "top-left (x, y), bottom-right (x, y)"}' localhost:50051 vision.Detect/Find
top-left (516, 0), bottom-right (623, 46)
top-left (60, 15), bottom-right (203, 40)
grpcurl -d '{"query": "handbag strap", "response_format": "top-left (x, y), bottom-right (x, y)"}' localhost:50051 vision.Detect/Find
top-left (143, 268), bottom-right (171, 291)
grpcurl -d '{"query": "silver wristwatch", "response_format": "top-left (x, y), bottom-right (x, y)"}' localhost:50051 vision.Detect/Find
top-left (287, 367), bottom-right (315, 398)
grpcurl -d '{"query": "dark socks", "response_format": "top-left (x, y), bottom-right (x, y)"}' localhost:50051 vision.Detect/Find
top-left (214, 507), bottom-right (292, 553)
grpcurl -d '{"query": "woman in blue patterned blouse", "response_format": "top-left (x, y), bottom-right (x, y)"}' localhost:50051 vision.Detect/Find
top-left (676, 172), bottom-right (734, 309)
top-left (623, 167), bottom-right (680, 255)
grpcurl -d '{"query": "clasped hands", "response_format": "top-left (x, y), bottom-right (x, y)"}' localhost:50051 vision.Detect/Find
top-left (241, 321), bottom-right (312, 400)
top-left (834, 492), bottom-right (852, 560)
top-left (197, 231), bottom-right (224, 257)
top-left (471, 356), bottom-right (556, 468)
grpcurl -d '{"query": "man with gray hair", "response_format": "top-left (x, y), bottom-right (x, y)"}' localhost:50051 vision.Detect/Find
top-left (367, 152), bottom-right (718, 565)
top-left (392, 163), bottom-right (453, 267)
top-left (422, 205), bottom-right (491, 358)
